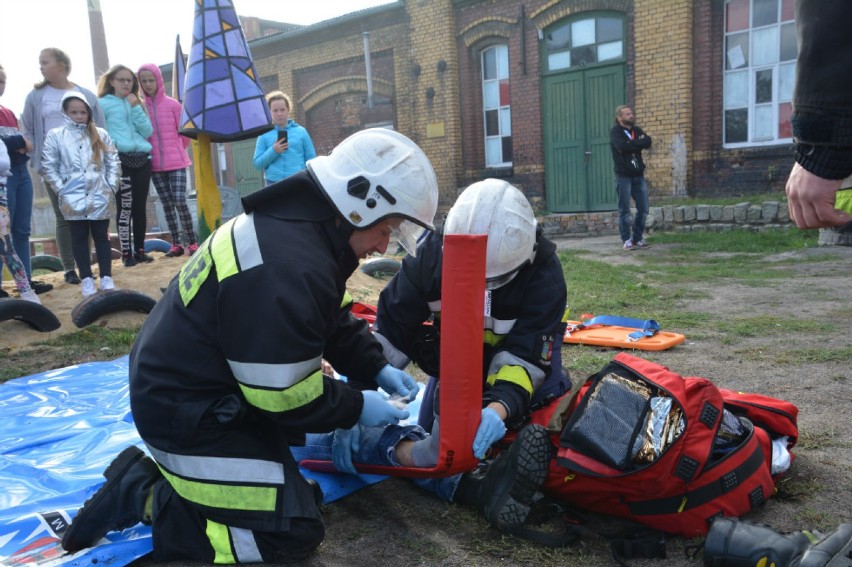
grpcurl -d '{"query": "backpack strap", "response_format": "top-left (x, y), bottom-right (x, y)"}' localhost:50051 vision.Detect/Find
top-left (610, 531), bottom-right (667, 563)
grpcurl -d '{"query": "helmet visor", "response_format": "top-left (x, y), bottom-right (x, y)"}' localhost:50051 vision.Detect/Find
top-left (391, 220), bottom-right (426, 257)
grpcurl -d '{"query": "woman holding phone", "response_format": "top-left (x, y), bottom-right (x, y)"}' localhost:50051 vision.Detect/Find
top-left (252, 91), bottom-right (315, 187)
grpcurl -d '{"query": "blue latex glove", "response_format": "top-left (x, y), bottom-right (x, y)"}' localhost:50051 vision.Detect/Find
top-left (472, 407), bottom-right (507, 459)
top-left (359, 390), bottom-right (410, 428)
top-left (375, 364), bottom-right (420, 401)
top-left (332, 426), bottom-right (361, 474)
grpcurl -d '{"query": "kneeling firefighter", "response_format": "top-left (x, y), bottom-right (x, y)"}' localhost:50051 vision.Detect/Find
top-left (61, 129), bottom-right (440, 563)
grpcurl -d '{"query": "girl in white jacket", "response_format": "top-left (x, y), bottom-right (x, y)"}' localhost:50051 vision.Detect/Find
top-left (42, 92), bottom-right (121, 297)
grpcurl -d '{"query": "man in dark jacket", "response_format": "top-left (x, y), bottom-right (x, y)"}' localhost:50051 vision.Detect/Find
top-left (610, 105), bottom-right (652, 250)
top-left (60, 129), bottom-right (440, 564)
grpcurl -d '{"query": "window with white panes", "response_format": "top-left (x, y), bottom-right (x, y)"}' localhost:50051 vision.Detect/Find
top-left (481, 45), bottom-right (512, 167)
top-left (723, 0), bottom-right (796, 146)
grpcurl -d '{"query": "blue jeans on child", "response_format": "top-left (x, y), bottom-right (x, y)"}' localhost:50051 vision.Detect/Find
top-left (303, 424), bottom-right (462, 501)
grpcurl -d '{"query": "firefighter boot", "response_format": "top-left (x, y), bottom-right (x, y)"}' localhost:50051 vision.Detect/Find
top-left (62, 446), bottom-right (162, 552)
top-left (704, 517), bottom-right (852, 567)
top-left (453, 424), bottom-right (551, 532)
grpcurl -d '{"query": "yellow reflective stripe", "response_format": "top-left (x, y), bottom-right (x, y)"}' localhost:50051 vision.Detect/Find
top-left (159, 466), bottom-right (277, 512)
top-left (212, 218), bottom-right (239, 282)
top-left (206, 520), bottom-right (235, 564)
top-left (239, 370), bottom-right (324, 412)
top-left (486, 364), bottom-right (534, 397)
top-left (179, 237), bottom-right (214, 306)
top-left (483, 329), bottom-right (505, 347)
top-left (341, 290), bottom-right (353, 308)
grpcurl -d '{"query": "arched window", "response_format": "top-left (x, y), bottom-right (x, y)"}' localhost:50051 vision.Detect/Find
top-left (723, 0), bottom-right (796, 146)
top-left (481, 44), bottom-right (512, 167)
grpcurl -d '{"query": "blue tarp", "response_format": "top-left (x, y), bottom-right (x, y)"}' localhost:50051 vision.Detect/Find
top-left (0, 357), bottom-right (420, 566)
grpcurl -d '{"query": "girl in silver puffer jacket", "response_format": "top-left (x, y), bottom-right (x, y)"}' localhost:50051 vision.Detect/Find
top-left (42, 92), bottom-right (120, 297)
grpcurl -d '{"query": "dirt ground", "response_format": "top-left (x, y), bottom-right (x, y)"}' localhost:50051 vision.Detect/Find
top-left (1, 236), bottom-right (850, 566)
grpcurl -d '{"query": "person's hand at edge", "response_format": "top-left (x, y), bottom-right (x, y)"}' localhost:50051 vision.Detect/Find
top-left (786, 163), bottom-right (851, 229)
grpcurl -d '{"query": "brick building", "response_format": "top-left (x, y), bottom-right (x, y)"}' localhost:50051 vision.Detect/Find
top-left (195, 0), bottom-right (796, 217)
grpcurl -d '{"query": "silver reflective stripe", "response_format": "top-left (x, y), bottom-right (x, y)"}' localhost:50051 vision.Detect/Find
top-left (488, 350), bottom-right (545, 390)
top-left (484, 316), bottom-right (516, 335)
top-left (147, 444), bottom-right (286, 484)
top-left (427, 299), bottom-right (441, 312)
top-left (229, 355), bottom-right (323, 388)
top-left (374, 332), bottom-right (411, 369)
top-left (233, 213), bottom-right (263, 270)
top-left (230, 527), bottom-right (263, 563)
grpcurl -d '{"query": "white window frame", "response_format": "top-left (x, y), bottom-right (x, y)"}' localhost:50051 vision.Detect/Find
top-left (481, 44), bottom-right (512, 167)
top-left (722, 0), bottom-right (796, 148)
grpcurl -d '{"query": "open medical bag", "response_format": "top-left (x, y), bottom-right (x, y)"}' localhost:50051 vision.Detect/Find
top-left (533, 353), bottom-right (798, 537)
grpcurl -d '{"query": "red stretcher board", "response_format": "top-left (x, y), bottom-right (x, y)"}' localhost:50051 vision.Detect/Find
top-left (564, 320), bottom-right (685, 351)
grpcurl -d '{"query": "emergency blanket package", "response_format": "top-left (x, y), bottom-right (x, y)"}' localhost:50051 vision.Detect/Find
top-left (0, 357), bottom-right (412, 566)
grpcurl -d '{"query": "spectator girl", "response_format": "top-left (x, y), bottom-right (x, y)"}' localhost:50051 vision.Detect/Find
top-left (42, 92), bottom-right (120, 297)
top-left (21, 47), bottom-right (105, 285)
top-left (137, 64), bottom-right (198, 257)
top-left (97, 65), bottom-right (153, 267)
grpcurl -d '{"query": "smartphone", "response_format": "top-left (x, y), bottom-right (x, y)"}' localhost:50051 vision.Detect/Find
top-left (277, 130), bottom-right (288, 144)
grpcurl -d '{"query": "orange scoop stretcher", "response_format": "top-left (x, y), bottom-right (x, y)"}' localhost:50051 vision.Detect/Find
top-left (564, 314), bottom-right (685, 351)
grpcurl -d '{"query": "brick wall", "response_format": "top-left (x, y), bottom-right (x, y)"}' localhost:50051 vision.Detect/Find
top-left (633, 0), bottom-right (693, 199)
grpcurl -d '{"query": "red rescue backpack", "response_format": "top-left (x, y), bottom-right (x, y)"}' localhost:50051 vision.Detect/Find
top-left (529, 352), bottom-right (798, 538)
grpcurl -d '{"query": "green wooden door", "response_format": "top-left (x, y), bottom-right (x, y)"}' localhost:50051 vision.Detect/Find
top-left (543, 63), bottom-right (624, 212)
top-left (231, 139), bottom-right (263, 198)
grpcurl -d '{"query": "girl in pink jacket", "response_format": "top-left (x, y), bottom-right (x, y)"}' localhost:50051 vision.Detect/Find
top-left (137, 64), bottom-right (198, 257)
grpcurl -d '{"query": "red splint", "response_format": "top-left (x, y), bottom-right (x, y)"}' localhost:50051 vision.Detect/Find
top-left (300, 234), bottom-right (486, 478)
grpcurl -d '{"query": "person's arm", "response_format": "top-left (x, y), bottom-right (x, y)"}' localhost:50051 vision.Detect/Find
top-left (482, 252), bottom-right (567, 422)
top-left (302, 129), bottom-right (317, 163)
top-left (252, 132), bottom-right (276, 171)
top-left (632, 126), bottom-right (652, 149)
top-left (40, 130), bottom-right (62, 192)
top-left (130, 102), bottom-right (153, 139)
top-left (784, 0), bottom-right (852, 228)
top-left (101, 130), bottom-right (121, 192)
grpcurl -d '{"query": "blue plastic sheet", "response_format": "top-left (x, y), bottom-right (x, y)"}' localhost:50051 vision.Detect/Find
top-left (0, 357), bottom-right (421, 566)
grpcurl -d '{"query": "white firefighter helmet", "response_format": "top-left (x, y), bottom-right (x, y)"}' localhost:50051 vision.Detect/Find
top-left (444, 179), bottom-right (537, 290)
top-left (307, 128), bottom-right (438, 256)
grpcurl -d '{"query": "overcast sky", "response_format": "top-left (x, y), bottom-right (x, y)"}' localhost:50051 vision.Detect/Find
top-left (0, 0), bottom-right (395, 113)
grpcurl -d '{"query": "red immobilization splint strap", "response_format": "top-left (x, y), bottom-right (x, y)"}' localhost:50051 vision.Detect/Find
top-left (300, 234), bottom-right (486, 477)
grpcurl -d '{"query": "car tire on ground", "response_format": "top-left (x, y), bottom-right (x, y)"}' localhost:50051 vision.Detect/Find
top-left (0, 298), bottom-right (62, 332)
top-left (71, 289), bottom-right (157, 328)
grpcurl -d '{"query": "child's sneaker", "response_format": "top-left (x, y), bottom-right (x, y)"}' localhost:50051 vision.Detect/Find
top-left (623, 239), bottom-right (634, 250)
top-left (165, 245), bottom-right (184, 257)
top-left (100, 275), bottom-right (116, 291)
top-left (122, 252), bottom-right (137, 267)
top-left (81, 277), bottom-right (97, 297)
top-left (187, 243), bottom-right (199, 256)
top-left (20, 289), bottom-right (41, 304)
top-left (634, 239), bottom-right (649, 248)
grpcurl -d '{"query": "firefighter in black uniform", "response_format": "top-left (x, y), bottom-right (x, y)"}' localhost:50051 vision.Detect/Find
top-left (326, 179), bottom-right (571, 532)
top-left (374, 178), bottom-right (571, 448)
top-left (61, 129), bottom-right (440, 563)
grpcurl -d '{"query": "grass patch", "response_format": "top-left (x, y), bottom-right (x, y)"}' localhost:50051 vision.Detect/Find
top-left (0, 325), bottom-right (141, 383)
top-left (649, 228), bottom-right (819, 254)
top-left (775, 346), bottom-right (852, 365)
top-left (719, 315), bottom-right (826, 337)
